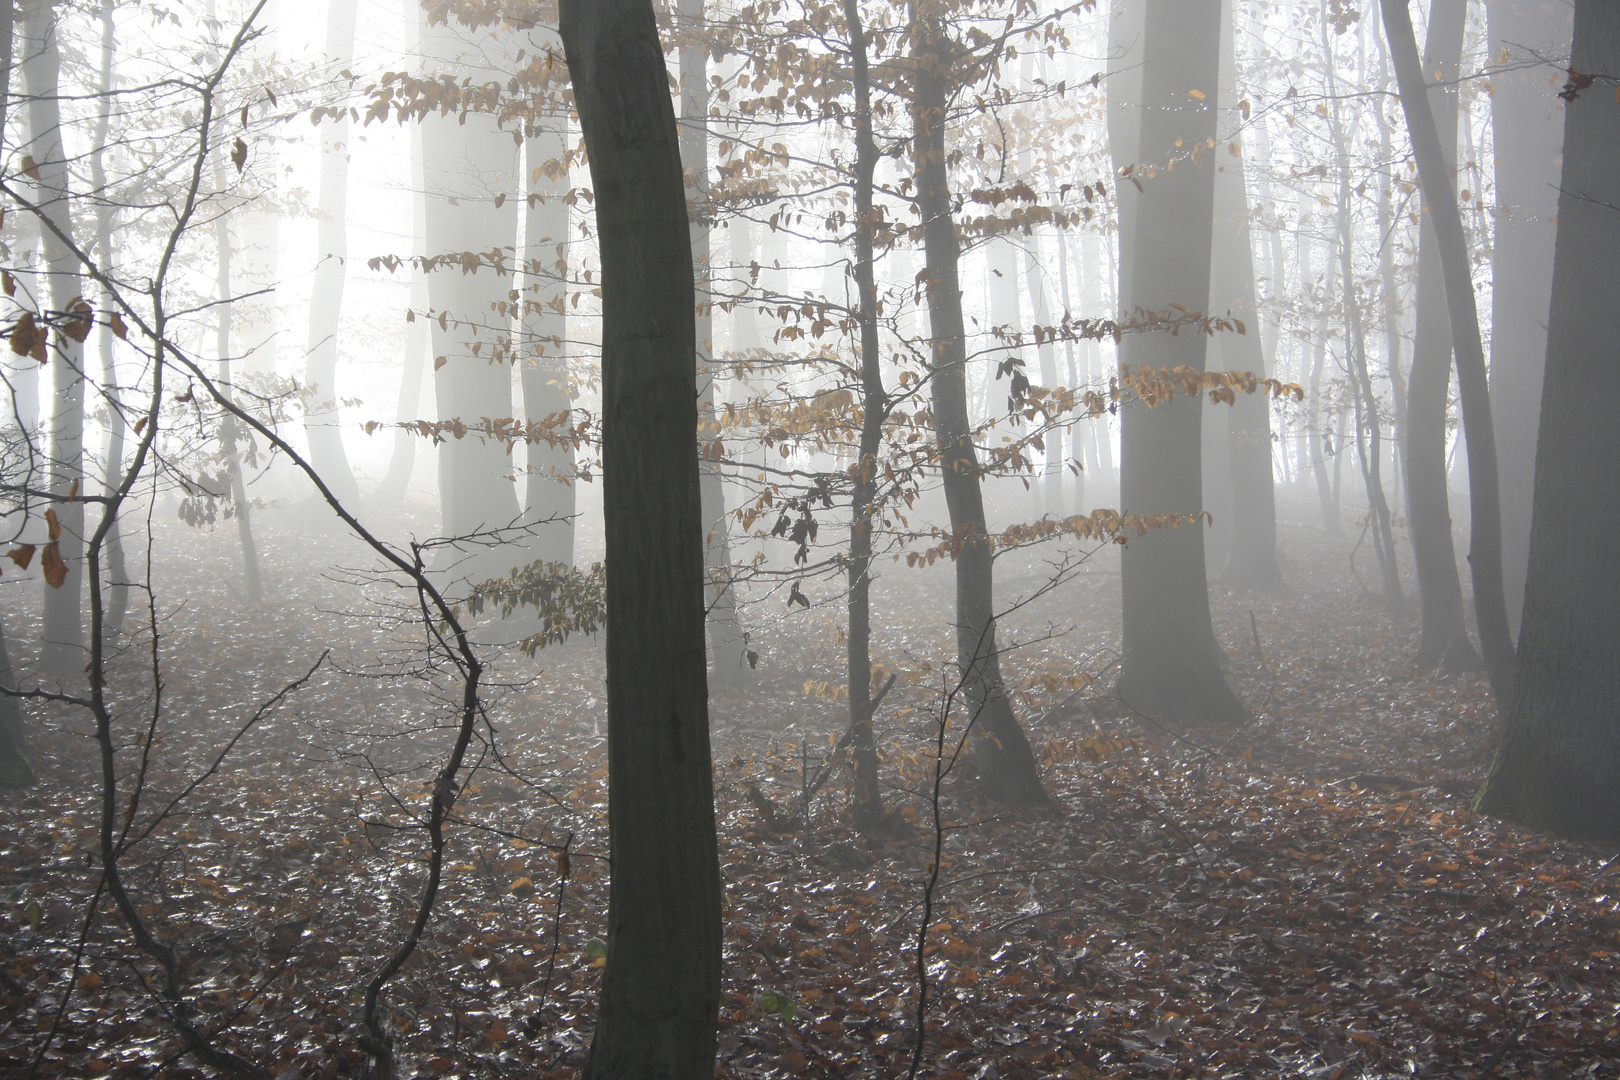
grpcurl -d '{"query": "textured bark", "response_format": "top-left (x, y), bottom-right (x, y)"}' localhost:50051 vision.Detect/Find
top-left (23, 0), bottom-right (85, 674)
top-left (911, 7), bottom-right (1047, 806)
top-left (1383, 0), bottom-right (1516, 701)
top-left (301, 0), bottom-right (361, 508)
top-left (679, 0), bottom-right (748, 684)
top-left (560, 1), bottom-right (722, 1076)
top-left (520, 15), bottom-right (576, 566)
top-left (1112, 0), bottom-right (1245, 727)
top-left (1474, 0), bottom-right (1620, 840)
top-left (841, 0), bottom-right (885, 831)
top-left (1486, 0), bottom-right (1569, 628)
top-left (1212, 0), bottom-right (1281, 591)
top-left (1401, 0), bottom-right (1478, 668)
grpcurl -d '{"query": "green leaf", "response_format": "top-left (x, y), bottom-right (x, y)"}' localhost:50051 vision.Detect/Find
top-left (23, 900), bottom-right (42, 927)
top-left (584, 937), bottom-right (608, 959)
top-left (760, 989), bottom-right (796, 1021)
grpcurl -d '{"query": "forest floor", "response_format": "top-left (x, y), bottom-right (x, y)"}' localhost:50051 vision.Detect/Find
top-left (1, 490), bottom-right (1617, 1079)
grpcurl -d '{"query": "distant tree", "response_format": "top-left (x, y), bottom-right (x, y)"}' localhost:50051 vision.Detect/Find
top-left (1111, 0), bottom-right (1246, 726)
top-left (1473, 0), bottom-right (1620, 840)
top-left (559, 0), bottom-right (722, 1076)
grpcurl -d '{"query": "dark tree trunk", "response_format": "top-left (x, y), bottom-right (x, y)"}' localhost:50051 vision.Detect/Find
top-left (1112, 0), bottom-right (1246, 726)
top-left (1486, 0), bottom-right (1570, 628)
top-left (1474, 0), bottom-right (1620, 840)
top-left (0, 613), bottom-right (35, 788)
top-left (1383, 0), bottom-right (1516, 702)
top-left (1212, 0), bottom-right (1281, 591)
top-left (911, 5), bottom-right (1047, 806)
top-left (559, 2), bottom-right (722, 1076)
top-left (841, 0), bottom-right (885, 831)
top-left (1399, 0), bottom-right (1479, 668)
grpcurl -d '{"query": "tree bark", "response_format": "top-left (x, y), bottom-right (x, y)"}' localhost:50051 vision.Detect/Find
top-left (1112, 0), bottom-right (1246, 726)
top-left (23, 0), bottom-right (86, 674)
top-left (1382, 0), bottom-right (1516, 701)
top-left (302, 0), bottom-right (361, 508)
top-left (1486, 0), bottom-right (1569, 628)
top-left (911, 4), bottom-right (1048, 806)
top-left (0, 612), bottom-right (34, 788)
top-left (559, 1), bottom-right (722, 1075)
top-left (840, 0), bottom-right (886, 832)
top-left (1473, 0), bottom-right (1620, 840)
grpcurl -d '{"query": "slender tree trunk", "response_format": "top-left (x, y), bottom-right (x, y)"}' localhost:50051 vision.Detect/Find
top-left (1307, 304), bottom-right (1338, 537)
top-left (1398, 0), bottom-right (1478, 666)
top-left (560, 1), bottom-right (722, 1075)
top-left (1023, 236), bottom-right (1063, 518)
top-left (89, 0), bottom-right (129, 634)
top-left (1474, 0), bottom-right (1620, 840)
top-left (1383, 0), bottom-right (1516, 701)
top-left (302, 0), bottom-right (361, 507)
top-left (214, 161), bottom-right (263, 602)
top-left (23, 0), bottom-right (85, 674)
top-left (0, 613), bottom-right (33, 787)
top-left (911, 4), bottom-right (1048, 805)
top-left (1487, 0), bottom-right (1569, 628)
top-left (679, 0), bottom-right (748, 684)
top-left (840, 0), bottom-right (886, 832)
top-left (518, 15), bottom-right (576, 566)
top-left (1112, 0), bottom-right (1245, 726)
top-left (1054, 227), bottom-right (1085, 512)
top-left (1213, 0), bottom-right (1282, 591)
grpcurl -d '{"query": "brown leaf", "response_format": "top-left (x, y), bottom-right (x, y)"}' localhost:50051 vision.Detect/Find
top-left (44, 508), bottom-right (61, 541)
top-left (9, 311), bottom-right (42, 360)
top-left (133, 416), bottom-right (148, 436)
top-left (434, 355), bottom-right (448, 371)
top-left (7, 545), bottom-right (36, 570)
top-left (19, 155), bottom-right (41, 181)
top-left (41, 542), bottom-right (67, 588)
top-left (2, 272), bottom-right (14, 297)
top-left (109, 312), bottom-right (128, 340)
top-left (63, 297), bottom-right (93, 343)
top-left (231, 137), bottom-right (248, 174)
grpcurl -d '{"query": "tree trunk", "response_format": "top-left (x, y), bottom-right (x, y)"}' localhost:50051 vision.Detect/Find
top-left (302, 0), bottom-right (361, 508)
top-left (89, 0), bottom-right (129, 634)
top-left (520, 16), bottom-right (576, 566)
top-left (839, 0), bottom-right (886, 833)
top-left (1473, 0), bottom-right (1620, 840)
top-left (418, 12), bottom-right (522, 585)
top-left (679, 0), bottom-right (748, 684)
top-left (1382, 0), bottom-right (1516, 701)
top-left (0, 612), bottom-right (34, 788)
top-left (23, 0), bottom-right (85, 675)
top-left (1112, 0), bottom-right (1245, 727)
top-left (1212, 0), bottom-right (1282, 591)
top-left (215, 158), bottom-right (264, 602)
top-left (559, 1), bottom-right (722, 1075)
top-left (1398, 0), bottom-right (1478, 667)
top-left (1487, 0), bottom-right (1569, 628)
top-left (911, 6), bottom-right (1048, 806)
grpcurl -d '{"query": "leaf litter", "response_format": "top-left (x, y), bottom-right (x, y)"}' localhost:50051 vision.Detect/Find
top-left (0, 502), bottom-right (1615, 1080)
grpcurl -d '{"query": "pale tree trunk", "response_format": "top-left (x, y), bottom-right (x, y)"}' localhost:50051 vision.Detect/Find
top-left (1212, 0), bottom-right (1281, 591)
top-left (520, 14), bottom-right (575, 566)
top-left (1112, 0), bottom-right (1245, 726)
top-left (1053, 227), bottom-right (1085, 512)
top-left (23, 0), bottom-right (85, 675)
top-left (376, 0), bottom-right (427, 510)
top-left (911, 3), bottom-right (1047, 804)
top-left (302, 0), bottom-right (361, 507)
top-left (1474, 0), bottom-right (1620, 840)
top-left (1400, 0), bottom-right (1478, 667)
top-left (1383, 0), bottom-right (1516, 701)
top-left (419, 11), bottom-right (522, 584)
top-left (1487, 0), bottom-right (1569, 628)
top-left (560, 0), bottom-right (722, 1075)
top-left (1022, 236), bottom-right (1063, 518)
top-left (214, 158), bottom-right (264, 601)
top-left (679, 0), bottom-right (748, 685)
top-left (90, 0), bottom-right (129, 634)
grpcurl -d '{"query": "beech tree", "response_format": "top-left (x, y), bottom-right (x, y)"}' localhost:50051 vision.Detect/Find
top-left (1474, 0), bottom-right (1620, 840)
top-left (559, 0), bottom-right (722, 1074)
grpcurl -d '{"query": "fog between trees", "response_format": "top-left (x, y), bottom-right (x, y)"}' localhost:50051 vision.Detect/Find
top-left (0, 0), bottom-right (1616, 1077)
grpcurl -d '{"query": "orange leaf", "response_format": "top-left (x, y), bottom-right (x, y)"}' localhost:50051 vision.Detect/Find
top-left (41, 542), bottom-right (67, 589)
top-left (7, 545), bottom-right (36, 570)
top-left (19, 155), bottom-right (41, 180)
top-left (109, 312), bottom-right (128, 340)
top-left (44, 507), bottom-right (61, 541)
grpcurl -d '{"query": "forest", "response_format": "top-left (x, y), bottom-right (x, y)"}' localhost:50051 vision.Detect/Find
top-left (0, 0), bottom-right (1616, 1076)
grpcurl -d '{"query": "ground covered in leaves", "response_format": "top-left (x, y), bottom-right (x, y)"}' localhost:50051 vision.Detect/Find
top-left (1, 494), bottom-right (1617, 1079)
